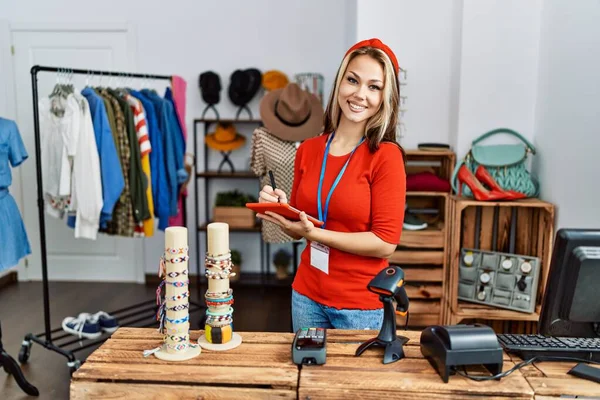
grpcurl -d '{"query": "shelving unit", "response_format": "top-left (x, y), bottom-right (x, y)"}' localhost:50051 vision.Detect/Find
top-left (444, 197), bottom-right (555, 334)
top-left (193, 118), bottom-right (266, 287)
top-left (392, 149), bottom-right (455, 328)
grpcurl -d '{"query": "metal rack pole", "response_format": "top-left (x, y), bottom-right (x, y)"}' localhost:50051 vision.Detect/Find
top-left (22, 65), bottom-right (203, 372)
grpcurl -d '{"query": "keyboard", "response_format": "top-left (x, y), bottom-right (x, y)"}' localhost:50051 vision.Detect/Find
top-left (497, 334), bottom-right (600, 362)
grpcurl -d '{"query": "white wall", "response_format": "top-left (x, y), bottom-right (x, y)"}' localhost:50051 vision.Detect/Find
top-left (355, 0), bottom-right (463, 149)
top-left (455, 0), bottom-right (543, 157)
top-left (1, 0), bottom-right (354, 276)
top-left (532, 0), bottom-right (600, 229)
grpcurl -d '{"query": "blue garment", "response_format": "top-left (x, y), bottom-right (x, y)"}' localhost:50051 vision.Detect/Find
top-left (291, 289), bottom-right (383, 332)
top-left (142, 90), bottom-right (178, 217)
top-left (0, 118), bottom-right (31, 271)
top-left (164, 88), bottom-right (187, 184)
top-left (76, 87), bottom-right (124, 229)
top-left (129, 90), bottom-right (170, 230)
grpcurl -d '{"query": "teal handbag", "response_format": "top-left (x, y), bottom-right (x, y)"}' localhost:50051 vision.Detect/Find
top-left (451, 128), bottom-right (539, 198)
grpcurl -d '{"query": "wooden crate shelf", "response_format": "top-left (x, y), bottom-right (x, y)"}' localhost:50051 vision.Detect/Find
top-left (389, 250), bottom-right (444, 265)
top-left (393, 149), bottom-right (455, 327)
top-left (399, 223), bottom-right (445, 248)
top-left (445, 196), bottom-right (555, 333)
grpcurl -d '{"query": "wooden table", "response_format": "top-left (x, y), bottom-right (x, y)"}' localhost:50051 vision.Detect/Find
top-left (71, 328), bottom-right (599, 399)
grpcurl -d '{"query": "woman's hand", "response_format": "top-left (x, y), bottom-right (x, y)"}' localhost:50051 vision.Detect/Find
top-left (258, 210), bottom-right (315, 239)
top-left (256, 185), bottom-right (311, 240)
top-left (259, 185), bottom-right (288, 204)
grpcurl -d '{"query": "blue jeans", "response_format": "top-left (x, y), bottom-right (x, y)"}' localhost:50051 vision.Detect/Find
top-left (291, 289), bottom-right (383, 332)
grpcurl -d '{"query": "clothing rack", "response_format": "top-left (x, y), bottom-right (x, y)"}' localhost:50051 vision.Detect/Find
top-left (20, 65), bottom-right (203, 375)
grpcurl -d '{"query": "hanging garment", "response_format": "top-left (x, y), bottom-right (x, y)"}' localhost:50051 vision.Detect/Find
top-left (79, 87), bottom-right (124, 228)
top-left (98, 88), bottom-right (135, 237)
top-left (250, 126), bottom-right (298, 243)
top-left (67, 93), bottom-right (103, 239)
top-left (165, 87), bottom-right (187, 227)
top-left (39, 94), bottom-right (80, 217)
top-left (129, 90), bottom-right (169, 230)
top-left (0, 118), bottom-right (31, 270)
top-left (142, 90), bottom-right (185, 219)
top-left (126, 94), bottom-right (154, 237)
top-left (108, 88), bottom-right (148, 225)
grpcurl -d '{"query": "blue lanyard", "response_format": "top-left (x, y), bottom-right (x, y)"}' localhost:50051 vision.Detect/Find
top-left (317, 132), bottom-right (365, 228)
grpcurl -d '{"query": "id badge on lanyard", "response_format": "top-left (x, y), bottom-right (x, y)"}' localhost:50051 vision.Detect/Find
top-left (310, 132), bottom-right (364, 275)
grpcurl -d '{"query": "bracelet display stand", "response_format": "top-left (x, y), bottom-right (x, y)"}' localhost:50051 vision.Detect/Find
top-left (197, 222), bottom-right (242, 350)
top-left (154, 227), bottom-right (201, 361)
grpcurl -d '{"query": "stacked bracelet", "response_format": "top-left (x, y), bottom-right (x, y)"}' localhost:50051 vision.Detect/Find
top-left (205, 289), bottom-right (233, 299)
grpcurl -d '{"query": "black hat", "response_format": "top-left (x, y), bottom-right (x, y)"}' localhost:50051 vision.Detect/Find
top-left (199, 71), bottom-right (221, 105)
top-left (228, 68), bottom-right (262, 107)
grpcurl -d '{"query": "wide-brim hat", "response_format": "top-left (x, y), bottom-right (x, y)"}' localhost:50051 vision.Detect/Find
top-left (262, 70), bottom-right (289, 92)
top-left (259, 83), bottom-right (323, 142)
top-left (228, 68), bottom-right (262, 106)
top-left (205, 123), bottom-right (246, 152)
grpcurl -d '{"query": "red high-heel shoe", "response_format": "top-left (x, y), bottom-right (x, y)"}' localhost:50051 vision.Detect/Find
top-left (457, 165), bottom-right (509, 201)
top-left (475, 166), bottom-right (527, 200)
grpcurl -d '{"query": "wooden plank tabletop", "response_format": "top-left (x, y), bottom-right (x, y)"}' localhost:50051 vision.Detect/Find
top-left (71, 328), bottom-right (600, 399)
top-left (506, 353), bottom-right (600, 399)
top-left (299, 330), bottom-right (533, 400)
top-left (70, 328), bottom-right (298, 400)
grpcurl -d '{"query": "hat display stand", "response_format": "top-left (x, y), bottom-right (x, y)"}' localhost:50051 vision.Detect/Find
top-left (149, 227), bottom-right (201, 362)
top-left (201, 105), bottom-right (220, 120)
top-left (217, 151), bottom-right (234, 173)
top-left (197, 222), bottom-right (242, 351)
top-left (235, 105), bottom-right (252, 120)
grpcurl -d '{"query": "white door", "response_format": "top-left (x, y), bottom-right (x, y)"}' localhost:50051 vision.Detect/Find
top-left (11, 25), bottom-right (144, 282)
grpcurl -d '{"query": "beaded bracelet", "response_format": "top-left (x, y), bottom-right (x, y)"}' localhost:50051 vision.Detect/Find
top-left (167, 247), bottom-right (189, 255)
top-left (168, 255), bottom-right (189, 263)
top-left (206, 306), bottom-right (234, 317)
top-left (205, 289), bottom-right (233, 299)
top-left (167, 270), bottom-right (188, 278)
top-left (165, 280), bottom-right (189, 287)
top-left (165, 342), bottom-right (189, 351)
top-left (165, 325), bottom-right (189, 335)
top-left (165, 334), bottom-right (189, 343)
top-left (167, 291), bottom-right (190, 301)
top-left (205, 251), bottom-right (230, 261)
top-left (206, 318), bottom-right (232, 328)
top-left (167, 303), bottom-right (190, 312)
top-left (206, 298), bottom-right (234, 308)
top-left (166, 315), bottom-right (190, 324)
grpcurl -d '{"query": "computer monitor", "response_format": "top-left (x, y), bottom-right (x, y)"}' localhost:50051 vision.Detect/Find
top-left (539, 228), bottom-right (600, 338)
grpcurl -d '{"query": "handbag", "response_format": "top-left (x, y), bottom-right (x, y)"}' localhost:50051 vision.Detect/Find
top-left (451, 128), bottom-right (539, 198)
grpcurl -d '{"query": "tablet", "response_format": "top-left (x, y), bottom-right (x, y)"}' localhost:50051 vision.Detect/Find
top-left (245, 203), bottom-right (324, 227)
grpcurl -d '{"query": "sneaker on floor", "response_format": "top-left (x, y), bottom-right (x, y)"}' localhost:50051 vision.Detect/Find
top-left (90, 311), bottom-right (119, 333)
top-left (403, 211), bottom-right (428, 231)
top-left (62, 313), bottom-right (102, 339)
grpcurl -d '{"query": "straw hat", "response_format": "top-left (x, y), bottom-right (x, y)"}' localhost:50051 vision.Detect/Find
top-left (205, 123), bottom-right (246, 152)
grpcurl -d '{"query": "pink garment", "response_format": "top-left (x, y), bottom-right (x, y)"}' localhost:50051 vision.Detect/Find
top-left (169, 75), bottom-right (188, 227)
top-left (171, 76), bottom-right (187, 139)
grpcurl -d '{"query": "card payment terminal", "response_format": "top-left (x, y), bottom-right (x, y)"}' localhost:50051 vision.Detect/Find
top-left (292, 328), bottom-right (327, 365)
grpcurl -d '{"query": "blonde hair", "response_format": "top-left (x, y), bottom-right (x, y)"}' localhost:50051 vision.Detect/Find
top-left (323, 47), bottom-right (401, 153)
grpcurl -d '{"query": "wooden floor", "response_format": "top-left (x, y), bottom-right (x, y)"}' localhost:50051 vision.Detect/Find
top-left (0, 281), bottom-right (291, 400)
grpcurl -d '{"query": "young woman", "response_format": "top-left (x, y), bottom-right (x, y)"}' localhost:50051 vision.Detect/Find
top-left (258, 38), bottom-right (406, 331)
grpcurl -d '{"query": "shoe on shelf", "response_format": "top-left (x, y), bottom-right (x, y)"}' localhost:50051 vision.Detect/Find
top-left (456, 165), bottom-right (509, 201)
top-left (474, 166), bottom-right (527, 200)
top-left (90, 311), bottom-right (119, 333)
top-left (62, 313), bottom-right (102, 339)
top-left (403, 211), bottom-right (428, 231)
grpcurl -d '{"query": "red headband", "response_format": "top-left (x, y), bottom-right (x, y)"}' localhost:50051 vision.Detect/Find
top-left (345, 38), bottom-right (399, 72)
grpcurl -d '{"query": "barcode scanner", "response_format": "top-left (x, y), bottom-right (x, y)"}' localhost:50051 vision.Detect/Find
top-left (355, 266), bottom-right (410, 364)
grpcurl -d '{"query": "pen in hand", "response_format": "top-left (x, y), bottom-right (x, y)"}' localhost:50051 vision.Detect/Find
top-left (268, 170), bottom-right (280, 203)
